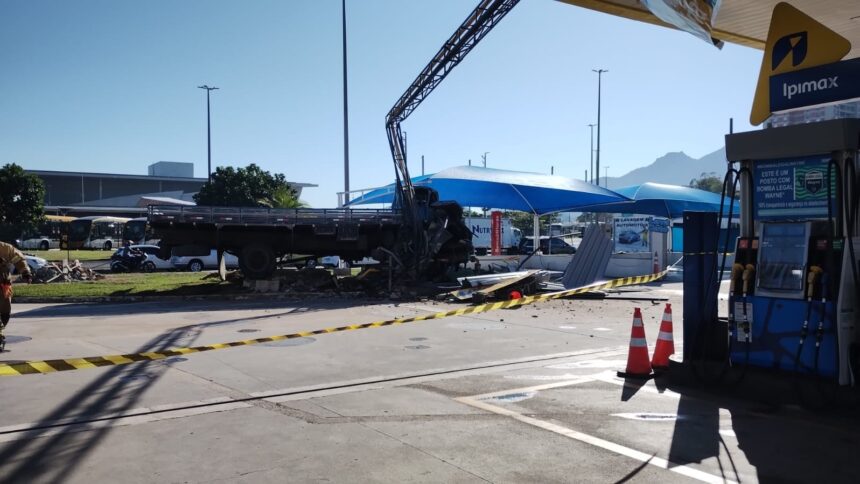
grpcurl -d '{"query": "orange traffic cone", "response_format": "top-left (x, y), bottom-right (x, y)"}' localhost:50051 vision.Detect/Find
top-left (617, 308), bottom-right (652, 379)
top-left (651, 303), bottom-right (675, 370)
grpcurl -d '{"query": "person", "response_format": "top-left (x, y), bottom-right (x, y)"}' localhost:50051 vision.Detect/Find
top-left (0, 241), bottom-right (32, 351)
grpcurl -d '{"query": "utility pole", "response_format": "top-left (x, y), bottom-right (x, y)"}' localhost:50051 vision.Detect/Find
top-left (588, 123), bottom-right (596, 185)
top-left (468, 159), bottom-right (472, 166)
top-left (584, 169), bottom-right (587, 181)
top-left (342, 0), bottom-right (351, 203)
top-left (604, 166), bottom-right (609, 187)
top-left (421, 155), bottom-right (425, 176)
top-left (592, 69), bottom-right (607, 187)
top-left (197, 85), bottom-right (219, 182)
top-left (482, 152), bottom-right (489, 168)
top-left (551, 165), bottom-right (554, 175)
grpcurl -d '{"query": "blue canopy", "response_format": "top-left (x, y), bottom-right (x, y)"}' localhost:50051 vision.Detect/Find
top-left (346, 166), bottom-right (629, 214)
top-left (576, 182), bottom-right (739, 218)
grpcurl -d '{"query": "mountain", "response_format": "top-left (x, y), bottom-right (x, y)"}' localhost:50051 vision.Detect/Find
top-left (603, 147), bottom-right (728, 189)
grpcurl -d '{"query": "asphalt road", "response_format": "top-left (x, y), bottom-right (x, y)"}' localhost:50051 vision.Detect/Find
top-left (1, 281), bottom-right (859, 483)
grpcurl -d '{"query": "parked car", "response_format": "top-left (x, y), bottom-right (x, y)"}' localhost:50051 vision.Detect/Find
top-left (517, 237), bottom-right (576, 255)
top-left (170, 249), bottom-right (239, 272)
top-left (24, 255), bottom-right (48, 273)
top-left (618, 230), bottom-right (642, 244)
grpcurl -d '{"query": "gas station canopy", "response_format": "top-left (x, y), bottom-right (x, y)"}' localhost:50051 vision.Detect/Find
top-left (557, 0), bottom-right (860, 59)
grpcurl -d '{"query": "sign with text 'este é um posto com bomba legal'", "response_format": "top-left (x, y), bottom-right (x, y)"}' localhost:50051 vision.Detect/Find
top-left (750, 2), bottom-right (853, 125)
top-left (753, 156), bottom-right (837, 221)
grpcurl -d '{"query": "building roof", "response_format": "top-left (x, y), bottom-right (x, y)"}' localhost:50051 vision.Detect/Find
top-left (26, 169), bottom-right (318, 188)
top-left (557, 0), bottom-right (860, 58)
top-left (27, 169), bottom-right (207, 183)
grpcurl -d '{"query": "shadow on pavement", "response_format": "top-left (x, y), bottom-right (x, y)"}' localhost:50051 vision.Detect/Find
top-left (655, 373), bottom-right (860, 483)
top-left (0, 303), bottom-right (342, 482)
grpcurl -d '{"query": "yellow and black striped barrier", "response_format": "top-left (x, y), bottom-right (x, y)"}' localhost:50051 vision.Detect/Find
top-left (0, 270), bottom-right (668, 376)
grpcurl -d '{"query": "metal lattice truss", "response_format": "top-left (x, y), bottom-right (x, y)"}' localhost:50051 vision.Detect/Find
top-left (385, 0), bottom-right (521, 214)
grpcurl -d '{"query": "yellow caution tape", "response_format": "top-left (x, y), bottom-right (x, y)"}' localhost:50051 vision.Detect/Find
top-left (0, 270), bottom-right (667, 376)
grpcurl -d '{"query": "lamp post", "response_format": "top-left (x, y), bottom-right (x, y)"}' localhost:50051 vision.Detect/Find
top-left (592, 69), bottom-right (607, 187)
top-left (198, 85), bottom-right (219, 182)
top-left (587, 123), bottom-right (596, 184)
top-left (482, 152), bottom-right (489, 168)
top-left (342, 0), bottom-right (351, 203)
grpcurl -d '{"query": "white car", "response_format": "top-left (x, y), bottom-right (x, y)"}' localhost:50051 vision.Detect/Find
top-left (170, 250), bottom-right (239, 272)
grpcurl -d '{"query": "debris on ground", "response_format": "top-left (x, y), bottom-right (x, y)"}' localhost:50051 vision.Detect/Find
top-left (32, 260), bottom-right (105, 283)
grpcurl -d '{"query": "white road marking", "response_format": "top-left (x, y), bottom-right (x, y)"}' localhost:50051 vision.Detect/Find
top-left (456, 373), bottom-right (738, 484)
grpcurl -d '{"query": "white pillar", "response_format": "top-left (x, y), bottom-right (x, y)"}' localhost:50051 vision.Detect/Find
top-left (533, 213), bottom-right (541, 254)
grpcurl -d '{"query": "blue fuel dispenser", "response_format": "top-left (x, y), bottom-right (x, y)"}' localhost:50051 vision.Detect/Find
top-left (723, 119), bottom-right (860, 387)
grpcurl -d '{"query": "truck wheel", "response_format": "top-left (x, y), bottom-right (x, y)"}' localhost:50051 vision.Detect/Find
top-left (143, 261), bottom-right (157, 273)
top-left (187, 259), bottom-right (204, 272)
top-left (240, 243), bottom-right (276, 279)
top-left (103, 241), bottom-right (112, 251)
top-left (40, 240), bottom-right (49, 251)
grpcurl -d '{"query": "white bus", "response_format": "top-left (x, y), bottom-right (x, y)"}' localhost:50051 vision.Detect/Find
top-left (62, 216), bottom-right (130, 250)
top-left (16, 215), bottom-right (76, 250)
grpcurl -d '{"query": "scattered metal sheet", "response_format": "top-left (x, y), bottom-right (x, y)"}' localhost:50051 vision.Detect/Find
top-left (562, 224), bottom-right (613, 289)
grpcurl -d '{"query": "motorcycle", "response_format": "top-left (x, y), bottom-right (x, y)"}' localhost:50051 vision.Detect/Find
top-left (110, 247), bottom-right (155, 273)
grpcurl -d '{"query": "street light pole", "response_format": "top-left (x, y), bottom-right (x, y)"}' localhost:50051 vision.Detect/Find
top-left (592, 69), bottom-right (607, 187)
top-left (342, 0), bottom-right (351, 203)
top-left (198, 85), bottom-right (219, 182)
top-left (587, 123), bottom-right (596, 185)
top-left (482, 152), bottom-right (489, 168)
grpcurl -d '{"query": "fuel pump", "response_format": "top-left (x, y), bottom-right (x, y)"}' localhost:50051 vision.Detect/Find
top-left (719, 119), bottom-right (860, 392)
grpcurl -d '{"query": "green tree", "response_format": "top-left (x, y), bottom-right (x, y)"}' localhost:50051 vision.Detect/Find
top-left (0, 163), bottom-right (45, 242)
top-left (689, 172), bottom-right (723, 193)
top-left (268, 185), bottom-right (306, 209)
top-left (194, 164), bottom-right (303, 208)
top-left (508, 211), bottom-right (560, 235)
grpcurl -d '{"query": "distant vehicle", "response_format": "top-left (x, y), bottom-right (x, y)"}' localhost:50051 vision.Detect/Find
top-left (110, 247), bottom-right (153, 273)
top-left (123, 218), bottom-right (157, 245)
top-left (618, 230), bottom-right (641, 244)
top-left (517, 236), bottom-right (576, 255)
top-left (16, 215), bottom-right (76, 250)
top-left (170, 249), bottom-right (239, 272)
top-left (464, 215), bottom-right (523, 255)
top-left (63, 216), bottom-right (130, 250)
top-left (21, 255), bottom-right (48, 274)
top-left (118, 244), bottom-right (173, 271)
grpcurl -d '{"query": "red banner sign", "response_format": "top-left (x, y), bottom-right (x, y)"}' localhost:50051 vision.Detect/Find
top-left (491, 211), bottom-right (502, 256)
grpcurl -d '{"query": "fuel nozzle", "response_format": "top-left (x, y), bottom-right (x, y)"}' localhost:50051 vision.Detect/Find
top-left (730, 263), bottom-right (744, 295)
top-left (742, 264), bottom-right (756, 296)
top-left (807, 265), bottom-right (823, 300)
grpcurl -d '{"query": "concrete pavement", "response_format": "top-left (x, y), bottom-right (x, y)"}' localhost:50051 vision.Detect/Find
top-left (2, 282), bottom-right (859, 483)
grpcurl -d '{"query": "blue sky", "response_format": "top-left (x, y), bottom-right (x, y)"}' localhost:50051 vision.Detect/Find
top-left (0, 0), bottom-right (762, 207)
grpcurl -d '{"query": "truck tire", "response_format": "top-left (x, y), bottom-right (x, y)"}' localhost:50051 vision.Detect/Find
top-left (40, 240), bottom-right (49, 251)
top-left (240, 243), bottom-right (276, 279)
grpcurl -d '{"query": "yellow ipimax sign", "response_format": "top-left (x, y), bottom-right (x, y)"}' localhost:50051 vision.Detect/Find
top-left (750, 2), bottom-right (851, 126)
